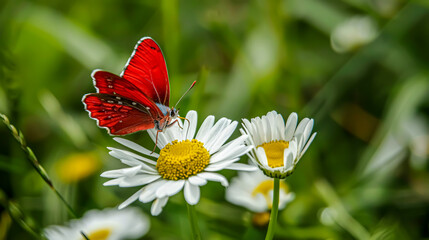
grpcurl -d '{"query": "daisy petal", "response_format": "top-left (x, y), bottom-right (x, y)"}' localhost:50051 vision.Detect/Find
top-left (155, 180), bottom-right (185, 198)
top-left (295, 118), bottom-right (310, 137)
top-left (205, 158), bottom-right (240, 171)
top-left (284, 112), bottom-right (298, 141)
top-left (118, 188), bottom-right (144, 209)
top-left (119, 175), bottom-right (161, 187)
top-left (188, 175), bottom-right (208, 186)
top-left (151, 197), bottom-right (169, 216)
top-left (184, 181), bottom-right (200, 205)
top-left (103, 178), bottom-right (123, 186)
top-left (114, 137), bottom-right (159, 158)
top-left (208, 121), bottom-right (238, 154)
top-left (183, 110), bottom-right (197, 140)
top-left (198, 172), bottom-right (229, 187)
top-left (195, 115), bottom-right (215, 142)
top-left (108, 148), bottom-right (156, 165)
top-left (224, 163), bottom-right (258, 171)
top-left (101, 165), bottom-right (141, 178)
top-left (202, 118), bottom-right (230, 148)
top-left (300, 132), bottom-right (317, 159)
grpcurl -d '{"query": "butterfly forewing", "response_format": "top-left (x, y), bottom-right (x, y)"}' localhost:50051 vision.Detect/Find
top-left (91, 70), bottom-right (163, 117)
top-left (83, 94), bottom-right (155, 135)
top-left (121, 37), bottom-right (170, 106)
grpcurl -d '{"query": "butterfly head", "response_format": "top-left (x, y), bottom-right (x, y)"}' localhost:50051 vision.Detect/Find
top-left (154, 107), bottom-right (179, 131)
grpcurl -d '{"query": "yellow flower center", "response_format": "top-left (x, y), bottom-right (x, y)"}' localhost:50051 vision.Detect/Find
top-left (56, 153), bottom-right (100, 183)
top-left (82, 228), bottom-right (111, 240)
top-left (156, 139), bottom-right (210, 180)
top-left (252, 179), bottom-right (289, 208)
top-left (258, 140), bottom-right (289, 168)
top-left (252, 212), bottom-right (271, 227)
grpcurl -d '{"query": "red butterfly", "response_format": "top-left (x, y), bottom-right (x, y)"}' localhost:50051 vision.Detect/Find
top-left (82, 37), bottom-right (194, 136)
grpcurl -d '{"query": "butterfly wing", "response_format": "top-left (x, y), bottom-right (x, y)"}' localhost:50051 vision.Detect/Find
top-left (83, 71), bottom-right (165, 135)
top-left (121, 37), bottom-right (170, 106)
top-left (83, 93), bottom-right (157, 135)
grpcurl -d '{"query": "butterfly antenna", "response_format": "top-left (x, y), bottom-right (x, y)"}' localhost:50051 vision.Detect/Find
top-left (174, 81), bottom-right (196, 109)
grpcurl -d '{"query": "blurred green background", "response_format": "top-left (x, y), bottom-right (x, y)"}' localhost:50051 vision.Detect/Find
top-left (1, 0), bottom-right (429, 239)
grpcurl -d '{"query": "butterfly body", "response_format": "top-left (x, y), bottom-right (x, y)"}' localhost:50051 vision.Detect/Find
top-left (83, 37), bottom-right (178, 135)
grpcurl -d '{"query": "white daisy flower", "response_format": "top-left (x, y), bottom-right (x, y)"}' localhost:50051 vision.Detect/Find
top-left (241, 110), bottom-right (316, 178)
top-left (226, 170), bottom-right (295, 212)
top-left (44, 208), bottom-right (149, 240)
top-left (330, 16), bottom-right (377, 53)
top-left (101, 110), bottom-right (257, 216)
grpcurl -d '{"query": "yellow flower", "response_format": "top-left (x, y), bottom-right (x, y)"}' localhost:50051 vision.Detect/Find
top-left (56, 152), bottom-right (100, 183)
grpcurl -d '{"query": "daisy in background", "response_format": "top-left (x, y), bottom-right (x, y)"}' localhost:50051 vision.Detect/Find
top-left (44, 208), bottom-right (149, 240)
top-left (226, 170), bottom-right (295, 227)
top-left (240, 110), bottom-right (316, 239)
top-left (101, 110), bottom-right (256, 238)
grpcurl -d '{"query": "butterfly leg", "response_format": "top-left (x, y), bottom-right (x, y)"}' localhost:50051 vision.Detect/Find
top-left (152, 130), bottom-right (161, 154)
top-left (167, 119), bottom-right (182, 129)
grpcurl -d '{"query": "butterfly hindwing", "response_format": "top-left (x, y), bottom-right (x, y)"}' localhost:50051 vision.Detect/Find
top-left (121, 37), bottom-right (170, 106)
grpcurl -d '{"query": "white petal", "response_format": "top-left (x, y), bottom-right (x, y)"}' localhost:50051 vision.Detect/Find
top-left (139, 180), bottom-right (167, 202)
top-left (103, 178), bottom-right (123, 186)
top-left (198, 172), bottom-right (228, 187)
top-left (118, 188), bottom-right (144, 209)
top-left (255, 147), bottom-right (269, 168)
top-left (205, 158), bottom-right (240, 171)
top-left (288, 140), bottom-right (298, 161)
top-left (283, 148), bottom-right (294, 170)
top-left (113, 137), bottom-right (159, 158)
top-left (155, 180), bottom-right (185, 198)
top-left (255, 117), bottom-right (266, 143)
top-left (184, 181), bottom-right (200, 205)
top-left (284, 112), bottom-right (298, 141)
top-left (241, 118), bottom-right (253, 136)
top-left (188, 175), bottom-right (208, 186)
top-left (295, 118), bottom-right (310, 137)
top-left (301, 119), bottom-right (314, 148)
top-left (100, 165), bottom-right (141, 178)
top-left (300, 132), bottom-right (317, 159)
top-left (108, 148), bottom-right (157, 165)
top-left (276, 113), bottom-right (286, 140)
top-left (148, 129), bottom-right (167, 149)
top-left (151, 197), bottom-right (169, 216)
top-left (224, 163), bottom-right (258, 171)
top-left (119, 175), bottom-right (161, 187)
top-left (195, 115), bottom-right (215, 142)
top-left (210, 144), bottom-right (251, 164)
top-left (208, 121), bottom-right (238, 154)
top-left (163, 124), bottom-right (181, 142)
top-left (203, 118), bottom-right (230, 149)
top-left (183, 110), bottom-right (197, 140)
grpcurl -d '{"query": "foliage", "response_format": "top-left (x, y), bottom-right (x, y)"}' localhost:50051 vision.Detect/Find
top-left (1, 0), bottom-right (429, 239)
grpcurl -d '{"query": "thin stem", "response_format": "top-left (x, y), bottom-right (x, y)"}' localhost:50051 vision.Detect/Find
top-left (0, 113), bottom-right (77, 218)
top-left (265, 178), bottom-right (280, 240)
top-left (0, 189), bottom-right (45, 240)
top-left (187, 204), bottom-right (202, 240)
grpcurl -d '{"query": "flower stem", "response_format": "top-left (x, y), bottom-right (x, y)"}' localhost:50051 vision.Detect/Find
top-left (187, 204), bottom-right (202, 240)
top-left (0, 113), bottom-right (77, 218)
top-left (265, 177), bottom-right (280, 240)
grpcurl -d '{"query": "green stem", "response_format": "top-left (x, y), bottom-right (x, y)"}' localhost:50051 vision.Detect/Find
top-left (0, 113), bottom-right (77, 218)
top-left (265, 178), bottom-right (280, 240)
top-left (187, 204), bottom-right (202, 240)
